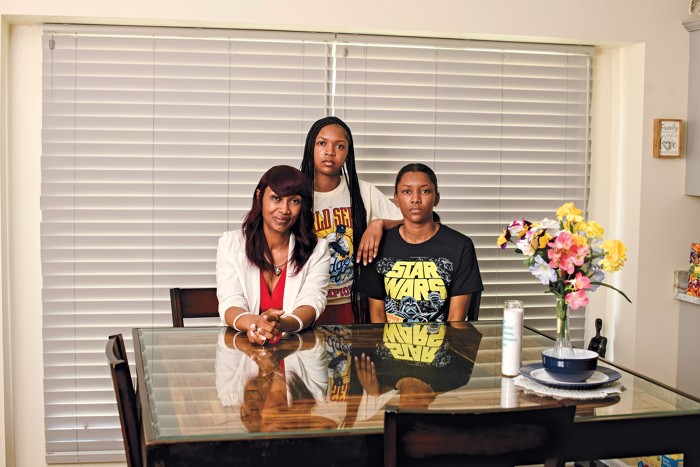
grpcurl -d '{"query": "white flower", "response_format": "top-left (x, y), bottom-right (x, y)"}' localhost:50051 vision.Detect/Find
top-left (516, 234), bottom-right (535, 257)
top-left (537, 218), bottom-right (560, 231)
top-left (529, 256), bottom-right (558, 285)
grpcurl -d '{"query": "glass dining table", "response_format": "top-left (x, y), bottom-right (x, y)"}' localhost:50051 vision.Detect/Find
top-left (132, 321), bottom-right (700, 466)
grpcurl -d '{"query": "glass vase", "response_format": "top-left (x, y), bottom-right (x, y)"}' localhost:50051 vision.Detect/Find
top-left (553, 296), bottom-right (575, 358)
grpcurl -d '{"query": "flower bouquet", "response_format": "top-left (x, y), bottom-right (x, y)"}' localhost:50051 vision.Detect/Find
top-left (497, 202), bottom-right (631, 358)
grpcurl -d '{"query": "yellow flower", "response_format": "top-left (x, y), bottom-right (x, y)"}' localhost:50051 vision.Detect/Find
top-left (600, 239), bottom-right (627, 272)
top-left (571, 233), bottom-right (589, 248)
top-left (532, 231), bottom-right (552, 250)
top-left (579, 221), bottom-right (605, 239)
top-left (497, 228), bottom-right (509, 248)
top-left (556, 202), bottom-right (583, 224)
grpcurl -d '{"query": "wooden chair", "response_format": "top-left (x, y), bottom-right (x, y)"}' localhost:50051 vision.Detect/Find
top-left (106, 334), bottom-right (142, 467)
top-left (384, 404), bottom-right (575, 467)
top-left (467, 290), bottom-right (482, 321)
top-left (169, 287), bottom-right (219, 327)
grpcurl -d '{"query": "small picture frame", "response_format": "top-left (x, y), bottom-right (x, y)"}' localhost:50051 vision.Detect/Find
top-left (653, 119), bottom-right (683, 158)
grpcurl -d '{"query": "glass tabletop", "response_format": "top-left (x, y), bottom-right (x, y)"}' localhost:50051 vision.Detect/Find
top-left (133, 321), bottom-right (700, 443)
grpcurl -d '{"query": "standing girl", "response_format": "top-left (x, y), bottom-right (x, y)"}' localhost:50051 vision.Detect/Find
top-left (359, 163), bottom-right (483, 323)
top-left (301, 116), bottom-right (401, 324)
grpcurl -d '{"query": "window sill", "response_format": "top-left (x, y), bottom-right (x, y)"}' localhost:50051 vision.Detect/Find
top-left (674, 270), bottom-right (700, 306)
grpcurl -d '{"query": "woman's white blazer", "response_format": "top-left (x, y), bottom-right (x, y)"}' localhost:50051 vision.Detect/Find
top-left (216, 229), bottom-right (330, 322)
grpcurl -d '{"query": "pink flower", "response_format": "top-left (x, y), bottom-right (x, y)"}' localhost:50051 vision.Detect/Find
top-left (547, 232), bottom-right (590, 274)
top-left (565, 289), bottom-right (589, 310)
top-left (568, 272), bottom-right (592, 291)
top-left (557, 245), bottom-right (589, 274)
top-left (549, 231), bottom-right (574, 250)
top-left (547, 249), bottom-right (562, 269)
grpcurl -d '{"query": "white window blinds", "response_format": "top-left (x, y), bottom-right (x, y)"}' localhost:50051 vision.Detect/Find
top-left (41, 24), bottom-right (592, 463)
top-left (331, 34), bottom-right (592, 327)
top-left (41, 25), bottom-right (331, 463)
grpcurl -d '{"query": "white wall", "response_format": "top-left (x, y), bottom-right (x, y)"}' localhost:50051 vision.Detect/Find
top-left (2, 1), bottom-right (700, 466)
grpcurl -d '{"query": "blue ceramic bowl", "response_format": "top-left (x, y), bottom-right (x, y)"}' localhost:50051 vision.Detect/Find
top-left (541, 348), bottom-right (599, 382)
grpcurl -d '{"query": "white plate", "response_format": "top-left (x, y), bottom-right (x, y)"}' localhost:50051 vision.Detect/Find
top-left (520, 363), bottom-right (621, 389)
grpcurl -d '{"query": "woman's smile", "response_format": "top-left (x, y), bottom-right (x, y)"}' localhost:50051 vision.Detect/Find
top-left (273, 215), bottom-right (291, 226)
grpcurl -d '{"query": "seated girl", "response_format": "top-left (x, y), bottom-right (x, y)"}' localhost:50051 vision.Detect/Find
top-left (216, 165), bottom-right (330, 344)
top-left (359, 163), bottom-right (483, 323)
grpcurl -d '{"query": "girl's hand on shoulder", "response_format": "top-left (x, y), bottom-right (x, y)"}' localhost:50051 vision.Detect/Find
top-left (357, 219), bottom-right (384, 265)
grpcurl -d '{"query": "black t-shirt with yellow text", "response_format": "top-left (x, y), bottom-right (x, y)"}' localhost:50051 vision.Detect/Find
top-left (360, 225), bottom-right (483, 323)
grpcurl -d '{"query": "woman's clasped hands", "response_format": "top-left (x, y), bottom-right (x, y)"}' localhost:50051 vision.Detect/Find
top-left (247, 309), bottom-right (284, 345)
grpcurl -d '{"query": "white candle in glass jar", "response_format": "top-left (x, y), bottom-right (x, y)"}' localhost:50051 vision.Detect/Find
top-left (502, 300), bottom-right (524, 377)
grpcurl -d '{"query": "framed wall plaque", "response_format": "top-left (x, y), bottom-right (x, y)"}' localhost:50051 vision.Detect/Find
top-left (653, 119), bottom-right (683, 158)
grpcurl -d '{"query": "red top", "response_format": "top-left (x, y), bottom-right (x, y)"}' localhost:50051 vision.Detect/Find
top-left (260, 265), bottom-right (287, 312)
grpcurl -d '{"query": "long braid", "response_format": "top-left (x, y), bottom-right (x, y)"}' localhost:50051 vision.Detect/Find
top-left (301, 116), bottom-right (370, 324)
top-left (343, 162), bottom-right (369, 323)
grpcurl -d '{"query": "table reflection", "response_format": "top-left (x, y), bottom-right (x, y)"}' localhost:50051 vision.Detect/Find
top-left (216, 328), bottom-right (336, 432)
top-left (134, 321), bottom-right (700, 466)
top-left (213, 322), bottom-right (482, 433)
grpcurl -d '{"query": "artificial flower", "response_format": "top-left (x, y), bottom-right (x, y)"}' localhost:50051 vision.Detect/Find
top-left (571, 233), bottom-right (589, 249)
top-left (531, 230), bottom-right (552, 251)
top-left (568, 272), bottom-right (591, 291)
top-left (565, 289), bottom-right (589, 310)
top-left (556, 202), bottom-right (583, 224)
top-left (497, 202), bottom-right (630, 311)
top-left (548, 230), bottom-right (574, 251)
top-left (516, 235), bottom-right (536, 256)
top-left (600, 239), bottom-right (627, 272)
top-left (529, 255), bottom-right (558, 285)
top-left (535, 218), bottom-right (560, 231)
top-left (497, 228), bottom-right (510, 249)
top-left (579, 220), bottom-right (605, 239)
top-left (507, 219), bottom-right (530, 238)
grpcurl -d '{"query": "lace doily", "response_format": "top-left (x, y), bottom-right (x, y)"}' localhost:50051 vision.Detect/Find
top-left (514, 375), bottom-right (625, 400)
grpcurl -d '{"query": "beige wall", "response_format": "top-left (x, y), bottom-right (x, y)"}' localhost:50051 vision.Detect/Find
top-left (2, 1), bottom-right (700, 466)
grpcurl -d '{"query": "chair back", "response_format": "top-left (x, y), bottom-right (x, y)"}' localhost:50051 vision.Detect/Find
top-left (467, 290), bottom-right (481, 321)
top-left (169, 287), bottom-right (219, 327)
top-left (384, 404), bottom-right (574, 467)
top-left (106, 334), bottom-right (142, 467)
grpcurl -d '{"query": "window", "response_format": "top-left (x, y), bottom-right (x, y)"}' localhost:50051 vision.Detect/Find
top-left (41, 24), bottom-right (592, 462)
